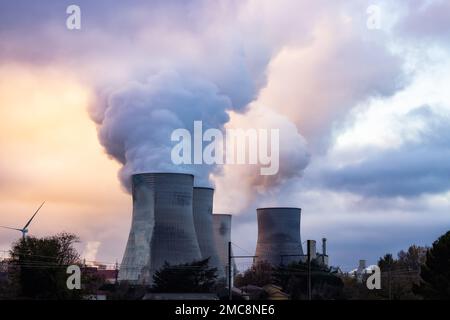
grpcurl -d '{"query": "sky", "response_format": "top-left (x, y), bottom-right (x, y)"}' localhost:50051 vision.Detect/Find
top-left (0, 0), bottom-right (449, 271)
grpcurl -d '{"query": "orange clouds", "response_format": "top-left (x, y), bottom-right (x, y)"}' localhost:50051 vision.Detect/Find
top-left (0, 64), bottom-right (129, 261)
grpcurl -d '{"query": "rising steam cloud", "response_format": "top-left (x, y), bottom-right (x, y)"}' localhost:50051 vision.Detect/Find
top-left (91, 70), bottom-right (234, 190)
top-left (90, 62), bottom-right (310, 202)
top-left (82, 0), bottom-right (401, 212)
top-left (85, 1), bottom-right (315, 196)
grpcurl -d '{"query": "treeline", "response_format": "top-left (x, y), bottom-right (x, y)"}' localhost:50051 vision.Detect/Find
top-left (1, 230), bottom-right (449, 300)
top-left (0, 233), bottom-right (107, 299)
top-left (235, 230), bottom-right (450, 300)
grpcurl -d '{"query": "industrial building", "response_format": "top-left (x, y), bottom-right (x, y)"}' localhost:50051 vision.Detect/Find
top-left (316, 238), bottom-right (329, 266)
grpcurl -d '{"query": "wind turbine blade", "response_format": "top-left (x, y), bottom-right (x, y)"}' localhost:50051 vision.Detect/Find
top-left (23, 201), bottom-right (45, 229)
top-left (0, 225), bottom-right (23, 232)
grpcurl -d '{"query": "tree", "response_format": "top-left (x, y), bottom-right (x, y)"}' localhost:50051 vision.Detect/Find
top-left (8, 233), bottom-right (83, 299)
top-left (0, 258), bottom-right (20, 299)
top-left (151, 258), bottom-right (217, 293)
top-left (341, 245), bottom-right (428, 300)
top-left (342, 274), bottom-right (383, 300)
top-left (273, 261), bottom-right (344, 300)
top-left (378, 253), bottom-right (397, 272)
top-left (414, 231), bottom-right (450, 299)
top-left (397, 245), bottom-right (427, 271)
top-left (373, 248), bottom-right (427, 300)
top-left (234, 261), bottom-right (273, 288)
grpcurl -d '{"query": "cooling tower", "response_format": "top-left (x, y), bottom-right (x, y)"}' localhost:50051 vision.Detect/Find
top-left (192, 188), bottom-right (224, 278)
top-left (213, 214), bottom-right (234, 283)
top-left (119, 173), bottom-right (202, 284)
top-left (255, 207), bottom-right (303, 266)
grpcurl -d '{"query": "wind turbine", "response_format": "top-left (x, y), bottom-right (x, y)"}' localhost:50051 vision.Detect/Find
top-left (0, 201), bottom-right (45, 239)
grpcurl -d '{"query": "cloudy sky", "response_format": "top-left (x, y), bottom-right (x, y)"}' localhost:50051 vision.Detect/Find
top-left (0, 0), bottom-right (449, 270)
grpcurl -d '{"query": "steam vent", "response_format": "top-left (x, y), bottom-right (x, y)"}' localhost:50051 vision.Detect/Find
top-left (119, 173), bottom-right (202, 284)
top-left (255, 207), bottom-right (304, 266)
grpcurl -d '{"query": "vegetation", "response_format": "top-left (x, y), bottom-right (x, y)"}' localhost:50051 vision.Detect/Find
top-left (413, 231), bottom-right (450, 299)
top-left (1, 233), bottom-right (108, 300)
top-left (234, 260), bottom-right (344, 300)
top-left (151, 258), bottom-right (218, 293)
top-left (273, 261), bottom-right (344, 300)
top-left (7, 233), bottom-right (82, 299)
top-left (234, 261), bottom-right (273, 287)
top-left (377, 247), bottom-right (424, 300)
top-left (341, 275), bottom-right (378, 300)
top-left (1, 230), bottom-right (450, 300)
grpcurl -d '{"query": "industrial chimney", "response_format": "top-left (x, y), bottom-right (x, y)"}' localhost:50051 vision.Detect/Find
top-left (119, 173), bottom-right (202, 284)
top-left (307, 240), bottom-right (317, 260)
top-left (193, 187), bottom-right (224, 278)
top-left (255, 207), bottom-right (304, 266)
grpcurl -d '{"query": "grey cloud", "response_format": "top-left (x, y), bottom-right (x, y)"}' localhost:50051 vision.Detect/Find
top-left (395, 0), bottom-right (450, 42)
top-left (321, 106), bottom-right (450, 198)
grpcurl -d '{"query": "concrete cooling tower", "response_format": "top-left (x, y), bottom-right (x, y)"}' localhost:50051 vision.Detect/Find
top-left (192, 188), bottom-right (224, 278)
top-left (213, 214), bottom-right (234, 282)
top-left (255, 207), bottom-right (304, 266)
top-left (119, 173), bottom-right (201, 284)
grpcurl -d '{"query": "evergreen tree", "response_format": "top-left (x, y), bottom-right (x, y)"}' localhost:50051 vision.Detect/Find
top-left (414, 231), bottom-right (450, 299)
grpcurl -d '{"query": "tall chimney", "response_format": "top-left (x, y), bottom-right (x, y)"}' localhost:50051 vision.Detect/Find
top-left (307, 240), bottom-right (317, 260)
top-left (322, 238), bottom-right (327, 256)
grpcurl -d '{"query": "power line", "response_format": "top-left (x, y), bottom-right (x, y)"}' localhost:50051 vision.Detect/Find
top-left (230, 242), bottom-right (253, 256)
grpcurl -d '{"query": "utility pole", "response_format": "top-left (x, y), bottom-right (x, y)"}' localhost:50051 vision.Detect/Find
top-left (307, 240), bottom-right (312, 301)
top-left (388, 268), bottom-right (392, 300)
top-left (114, 260), bottom-right (119, 285)
top-left (228, 241), bottom-right (232, 301)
